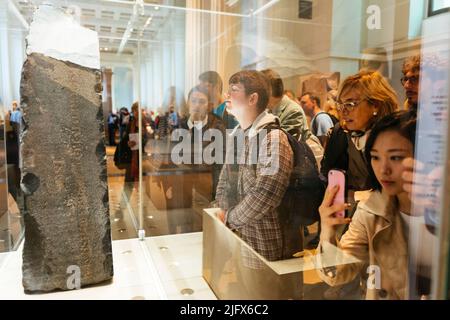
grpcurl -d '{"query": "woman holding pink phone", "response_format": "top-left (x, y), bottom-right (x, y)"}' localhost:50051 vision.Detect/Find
top-left (307, 70), bottom-right (399, 253)
top-left (317, 111), bottom-right (434, 299)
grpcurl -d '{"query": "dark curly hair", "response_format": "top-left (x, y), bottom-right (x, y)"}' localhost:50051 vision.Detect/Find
top-left (402, 55), bottom-right (421, 75)
top-left (365, 111), bottom-right (417, 191)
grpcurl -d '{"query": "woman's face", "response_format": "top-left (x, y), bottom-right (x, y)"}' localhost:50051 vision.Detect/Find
top-left (188, 91), bottom-right (209, 121)
top-left (370, 130), bottom-right (414, 196)
top-left (338, 87), bottom-right (377, 131)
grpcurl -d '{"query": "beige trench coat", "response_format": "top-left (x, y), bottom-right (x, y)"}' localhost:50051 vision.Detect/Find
top-left (317, 191), bottom-right (409, 299)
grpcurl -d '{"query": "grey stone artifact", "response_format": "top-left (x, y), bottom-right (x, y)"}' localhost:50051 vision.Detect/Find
top-left (20, 52), bottom-right (113, 293)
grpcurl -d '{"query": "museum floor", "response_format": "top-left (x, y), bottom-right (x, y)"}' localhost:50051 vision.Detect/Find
top-left (0, 232), bottom-right (216, 300)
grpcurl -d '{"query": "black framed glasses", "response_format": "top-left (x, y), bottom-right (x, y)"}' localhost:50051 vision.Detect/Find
top-left (336, 100), bottom-right (365, 112)
top-left (401, 75), bottom-right (419, 86)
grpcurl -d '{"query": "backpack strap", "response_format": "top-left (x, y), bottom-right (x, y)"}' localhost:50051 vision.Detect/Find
top-left (250, 122), bottom-right (282, 172)
top-left (312, 111), bottom-right (336, 134)
top-left (252, 122), bottom-right (314, 175)
top-left (311, 111), bottom-right (323, 134)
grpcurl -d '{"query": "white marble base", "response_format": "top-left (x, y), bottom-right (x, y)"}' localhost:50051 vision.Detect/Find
top-left (0, 233), bottom-right (216, 300)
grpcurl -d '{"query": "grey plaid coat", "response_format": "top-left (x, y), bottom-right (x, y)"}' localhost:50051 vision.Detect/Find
top-left (214, 111), bottom-right (293, 262)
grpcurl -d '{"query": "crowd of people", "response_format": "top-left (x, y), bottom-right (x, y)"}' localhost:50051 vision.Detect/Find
top-left (110, 53), bottom-right (446, 299)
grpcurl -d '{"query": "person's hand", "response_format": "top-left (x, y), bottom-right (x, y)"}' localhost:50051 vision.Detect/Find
top-left (401, 157), bottom-right (422, 199)
top-left (319, 184), bottom-right (351, 242)
top-left (128, 140), bottom-right (137, 148)
top-left (217, 210), bottom-right (226, 224)
top-left (402, 157), bottom-right (443, 210)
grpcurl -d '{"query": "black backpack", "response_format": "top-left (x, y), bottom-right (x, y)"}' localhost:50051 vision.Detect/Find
top-left (261, 124), bottom-right (325, 258)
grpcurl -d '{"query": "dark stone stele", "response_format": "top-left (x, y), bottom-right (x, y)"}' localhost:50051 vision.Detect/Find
top-left (20, 53), bottom-right (113, 293)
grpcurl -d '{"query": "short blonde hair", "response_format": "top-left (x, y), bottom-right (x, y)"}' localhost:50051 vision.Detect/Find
top-left (337, 70), bottom-right (399, 121)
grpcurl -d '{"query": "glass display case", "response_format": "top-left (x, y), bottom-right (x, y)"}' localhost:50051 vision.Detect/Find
top-left (0, 0), bottom-right (449, 300)
top-left (202, 208), bottom-right (363, 300)
top-left (0, 99), bottom-right (24, 255)
top-left (0, 100), bottom-right (9, 253)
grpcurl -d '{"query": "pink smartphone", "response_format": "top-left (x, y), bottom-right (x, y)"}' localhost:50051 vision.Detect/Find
top-left (328, 169), bottom-right (346, 218)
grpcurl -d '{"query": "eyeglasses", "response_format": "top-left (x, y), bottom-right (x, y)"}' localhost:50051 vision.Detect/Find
top-left (336, 100), bottom-right (365, 112)
top-left (400, 75), bottom-right (419, 86)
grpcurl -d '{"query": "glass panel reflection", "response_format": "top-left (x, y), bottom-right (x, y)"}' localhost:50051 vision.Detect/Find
top-left (203, 208), bottom-right (363, 300)
top-left (1, 0), bottom-right (449, 300)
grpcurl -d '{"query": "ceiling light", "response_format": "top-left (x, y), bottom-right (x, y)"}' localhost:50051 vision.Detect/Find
top-left (226, 0), bottom-right (240, 7)
top-left (252, 0), bottom-right (280, 16)
top-left (99, 0), bottom-right (248, 18)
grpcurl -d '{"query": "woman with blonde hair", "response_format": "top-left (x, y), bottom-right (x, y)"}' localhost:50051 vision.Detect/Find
top-left (308, 70), bottom-right (398, 255)
top-left (310, 71), bottom-right (400, 298)
top-left (321, 70), bottom-right (399, 198)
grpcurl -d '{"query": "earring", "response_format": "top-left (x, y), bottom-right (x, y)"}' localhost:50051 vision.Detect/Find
top-left (373, 111), bottom-right (378, 116)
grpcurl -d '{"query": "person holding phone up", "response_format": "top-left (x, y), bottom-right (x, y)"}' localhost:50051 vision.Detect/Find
top-left (321, 70), bottom-right (399, 209)
top-left (317, 111), bottom-right (435, 300)
top-left (307, 70), bottom-right (399, 253)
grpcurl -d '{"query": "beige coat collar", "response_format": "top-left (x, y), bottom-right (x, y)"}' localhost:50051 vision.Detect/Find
top-left (358, 190), bottom-right (398, 222)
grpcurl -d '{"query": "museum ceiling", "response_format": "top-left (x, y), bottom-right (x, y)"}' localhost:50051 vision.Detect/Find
top-left (12, 0), bottom-right (171, 55)
top-left (11, 0), bottom-right (274, 55)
